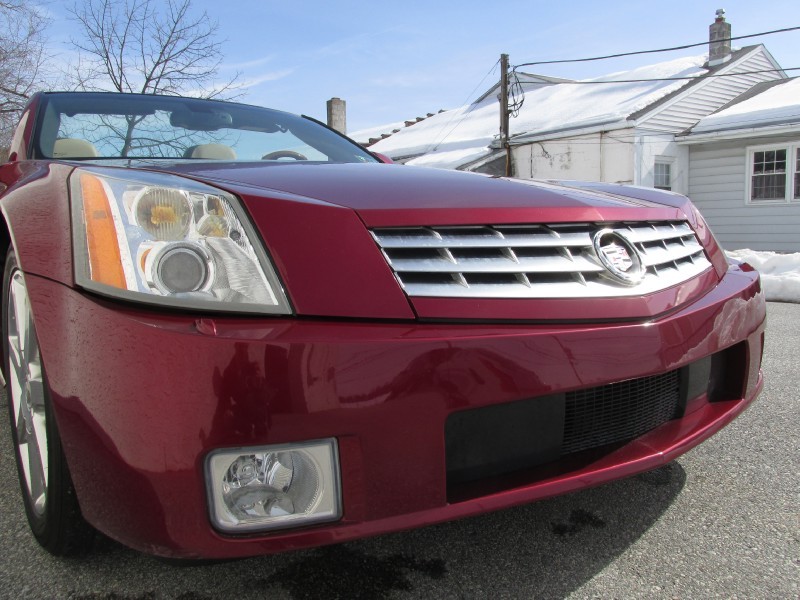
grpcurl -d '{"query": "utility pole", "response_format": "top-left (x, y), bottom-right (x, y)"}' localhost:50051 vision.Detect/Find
top-left (500, 53), bottom-right (512, 177)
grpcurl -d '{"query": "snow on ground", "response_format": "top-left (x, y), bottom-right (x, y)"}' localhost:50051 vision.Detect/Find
top-left (727, 249), bottom-right (800, 303)
top-left (364, 54), bottom-right (707, 169)
top-left (691, 77), bottom-right (800, 133)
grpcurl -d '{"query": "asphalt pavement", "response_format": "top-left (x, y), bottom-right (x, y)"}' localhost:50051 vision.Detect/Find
top-left (0, 302), bottom-right (797, 600)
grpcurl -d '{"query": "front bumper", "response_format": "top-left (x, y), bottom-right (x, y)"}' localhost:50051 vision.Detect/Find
top-left (28, 265), bottom-right (765, 559)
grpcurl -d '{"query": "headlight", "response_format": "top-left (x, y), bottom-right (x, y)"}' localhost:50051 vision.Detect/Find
top-left (70, 167), bottom-right (290, 313)
top-left (206, 439), bottom-right (341, 533)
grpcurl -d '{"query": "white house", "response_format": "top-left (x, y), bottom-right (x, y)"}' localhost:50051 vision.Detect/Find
top-left (351, 11), bottom-right (786, 200)
top-left (506, 43), bottom-right (786, 195)
top-left (349, 11), bottom-right (795, 251)
top-left (676, 77), bottom-right (800, 252)
top-left (357, 42), bottom-right (785, 200)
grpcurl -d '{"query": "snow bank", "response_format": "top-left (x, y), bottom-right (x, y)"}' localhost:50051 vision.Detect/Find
top-left (726, 249), bottom-right (800, 303)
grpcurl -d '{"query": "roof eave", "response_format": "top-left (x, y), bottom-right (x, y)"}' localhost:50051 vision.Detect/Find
top-left (676, 122), bottom-right (800, 144)
top-left (508, 121), bottom-right (632, 146)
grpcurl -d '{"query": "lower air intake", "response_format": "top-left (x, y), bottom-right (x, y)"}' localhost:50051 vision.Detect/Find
top-left (562, 370), bottom-right (681, 455)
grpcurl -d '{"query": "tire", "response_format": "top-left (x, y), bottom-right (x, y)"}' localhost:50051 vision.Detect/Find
top-left (3, 248), bottom-right (94, 555)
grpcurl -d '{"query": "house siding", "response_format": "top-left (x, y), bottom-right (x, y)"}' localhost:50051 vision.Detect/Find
top-left (641, 49), bottom-right (783, 133)
top-left (687, 138), bottom-right (800, 252)
top-left (512, 130), bottom-right (635, 183)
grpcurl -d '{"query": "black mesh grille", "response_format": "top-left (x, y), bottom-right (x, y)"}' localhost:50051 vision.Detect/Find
top-left (562, 370), bottom-right (680, 455)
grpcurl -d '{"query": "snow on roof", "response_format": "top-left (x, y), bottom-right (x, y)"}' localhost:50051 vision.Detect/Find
top-left (690, 77), bottom-right (800, 134)
top-left (368, 54), bottom-right (708, 170)
top-left (349, 112), bottom-right (447, 147)
top-left (349, 120), bottom-right (407, 145)
top-left (473, 72), bottom-right (575, 104)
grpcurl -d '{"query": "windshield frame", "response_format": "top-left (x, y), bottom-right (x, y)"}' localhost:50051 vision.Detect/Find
top-left (31, 92), bottom-right (378, 164)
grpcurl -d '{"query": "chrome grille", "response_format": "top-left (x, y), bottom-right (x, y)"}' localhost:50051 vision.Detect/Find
top-left (370, 222), bottom-right (712, 298)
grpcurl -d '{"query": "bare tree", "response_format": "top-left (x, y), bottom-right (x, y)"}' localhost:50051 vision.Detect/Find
top-left (68, 0), bottom-right (239, 97)
top-left (66, 0), bottom-right (240, 158)
top-left (0, 1), bottom-right (50, 154)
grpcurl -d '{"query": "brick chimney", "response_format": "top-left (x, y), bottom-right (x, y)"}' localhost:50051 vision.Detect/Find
top-left (326, 97), bottom-right (346, 134)
top-left (708, 9), bottom-right (732, 67)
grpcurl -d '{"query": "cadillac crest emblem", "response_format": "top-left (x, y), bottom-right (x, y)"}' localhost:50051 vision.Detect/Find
top-left (592, 229), bottom-right (645, 285)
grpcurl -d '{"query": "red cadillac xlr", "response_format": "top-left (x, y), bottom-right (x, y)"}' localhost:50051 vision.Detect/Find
top-left (0, 92), bottom-right (765, 559)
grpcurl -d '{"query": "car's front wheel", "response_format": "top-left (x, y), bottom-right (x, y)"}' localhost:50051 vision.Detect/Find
top-left (3, 249), bottom-right (94, 555)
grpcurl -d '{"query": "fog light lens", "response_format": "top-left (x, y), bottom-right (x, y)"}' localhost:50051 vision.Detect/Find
top-left (206, 439), bottom-right (341, 533)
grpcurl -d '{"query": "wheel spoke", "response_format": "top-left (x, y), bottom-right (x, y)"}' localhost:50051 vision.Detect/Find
top-left (18, 439), bottom-right (32, 494)
top-left (8, 278), bottom-right (28, 398)
top-left (15, 403), bottom-right (29, 444)
top-left (7, 297), bottom-right (23, 390)
top-left (31, 408), bottom-right (49, 489)
top-left (27, 371), bottom-right (45, 411)
top-left (23, 309), bottom-right (38, 374)
top-left (7, 330), bottom-right (22, 374)
top-left (26, 429), bottom-right (47, 514)
top-left (11, 276), bottom-right (28, 360)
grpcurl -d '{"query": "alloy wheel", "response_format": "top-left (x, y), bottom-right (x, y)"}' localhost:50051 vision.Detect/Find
top-left (6, 268), bottom-right (48, 516)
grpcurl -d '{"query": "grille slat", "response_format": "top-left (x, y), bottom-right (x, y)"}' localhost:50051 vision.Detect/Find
top-left (372, 228), bottom-right (592, 249)
top-left (372, 221), bottom-right (712, 298)
top-left (388, 253), bottom-right (604, 274)
top-left (638, 239), bottom-right (704, 267)
top-left (619, 223), bottom-right (694, 243)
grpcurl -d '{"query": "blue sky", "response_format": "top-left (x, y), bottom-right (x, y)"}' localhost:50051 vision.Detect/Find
top-left (42, 0), bottom-right (800, 132)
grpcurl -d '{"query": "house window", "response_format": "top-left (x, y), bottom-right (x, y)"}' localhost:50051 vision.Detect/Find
top-left (654, 161), bottom-right (672, 191)
top-left (752, 149), bottom-right (786, 200)
top-left (795, 148), bottom-right (800, 200)
top-left (747, 143), bottom-right (800, 204)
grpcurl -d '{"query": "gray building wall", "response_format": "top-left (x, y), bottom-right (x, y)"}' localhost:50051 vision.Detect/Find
top-left (687, 137), bottom-right (800, 252)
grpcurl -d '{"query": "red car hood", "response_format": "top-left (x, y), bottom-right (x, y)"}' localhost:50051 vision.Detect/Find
top-left (149, 162), bottom-right (688, 226)
top-left (127, 161), bottom-right (715, 322)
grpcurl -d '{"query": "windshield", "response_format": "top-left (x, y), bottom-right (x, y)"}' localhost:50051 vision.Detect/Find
top-left (34, 92), bottom-right (377, 164)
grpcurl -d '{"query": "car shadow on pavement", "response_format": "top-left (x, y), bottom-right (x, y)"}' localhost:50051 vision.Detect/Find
top-left (100, 463), bottom-right (684, 600)
top-left (256, 462), bottom-right (687, 599)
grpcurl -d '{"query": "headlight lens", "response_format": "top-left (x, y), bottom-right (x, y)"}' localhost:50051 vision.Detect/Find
top-left (70, 168), bottom-right (290, 313)
top-left (206, 440), bottom-right (341, 533)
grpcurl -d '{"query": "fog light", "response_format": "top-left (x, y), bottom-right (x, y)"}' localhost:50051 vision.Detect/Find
top-left (206, 439), bottom-right (341, 533)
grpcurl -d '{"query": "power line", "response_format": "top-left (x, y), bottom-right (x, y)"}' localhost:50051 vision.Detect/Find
top-left (506, 125), bottom-right (800, 147)
top-left (507, 68), bottom-right (525, 117)
top-left (504, 113), bottom-right (800, 147)
top-left (381, 71), bottom-right (797, 152)
top-left (427, 59), bottom-right (500, 154)
top-left (532, 67), bottom-right (799, 85)
top-left (514, 26), bottom-right (800, 69)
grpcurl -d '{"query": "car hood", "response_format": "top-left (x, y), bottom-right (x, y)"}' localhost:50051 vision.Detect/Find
top-left (139, 161), bottom-right (688, 226)
top-left (95, 160), bottom-right (716, 322)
